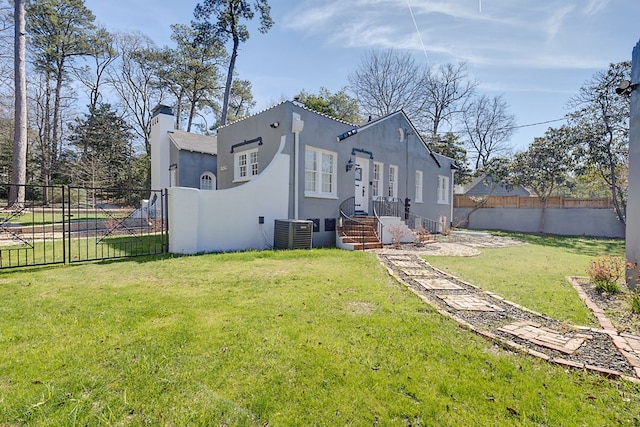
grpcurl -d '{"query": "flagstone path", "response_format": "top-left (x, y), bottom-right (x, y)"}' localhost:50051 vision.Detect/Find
top-left (377, 251), bottom-right (640, 382)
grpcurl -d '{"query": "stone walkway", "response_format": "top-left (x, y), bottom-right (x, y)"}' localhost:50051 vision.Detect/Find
top-left (377, 251), bottom-right (640, 382)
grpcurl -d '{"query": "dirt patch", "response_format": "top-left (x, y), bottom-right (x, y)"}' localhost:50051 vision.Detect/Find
top-left (374, 234), bottom-right (525, 257)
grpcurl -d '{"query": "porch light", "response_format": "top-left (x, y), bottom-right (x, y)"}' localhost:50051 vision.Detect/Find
top-left (346, 158), bottom-right (354, 172)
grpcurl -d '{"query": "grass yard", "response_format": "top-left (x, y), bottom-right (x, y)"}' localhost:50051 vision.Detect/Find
top-left (0, 248), bottom-right (638, 425)
top-left (424, 233), bottom-right (625, 326)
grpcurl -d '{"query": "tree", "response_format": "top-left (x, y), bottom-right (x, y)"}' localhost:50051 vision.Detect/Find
top-left (193, 0), bottom-right (273, 127)
top-left (26, 0), bottom-right (97, 194)
top-left (463, 94), bottom-right (516, 170)
top-left (224, 78), bottom-right (255, 124)
top-left (74, 26), bottom-right (117, 112)
top-left (9, 0), bottom-right (27, 207)
top-left (108, 32), bottom-right (165, 158)
top-left (348, 49), bottom-right (425, 120)
top-left (567, 61), bottom-right (631, 224)
top-left (67, 103), bottom-right (133, 190)
top-left (421, 62), bottom-right (478, 137)
top-left (296, 87), bottom-right (361, 123)
top-left (152, 23), bottom-right (226, 132)
top-left (427, 132), bottom-right (471, 185)
top-left (509, 126), bottom-right (576, 233)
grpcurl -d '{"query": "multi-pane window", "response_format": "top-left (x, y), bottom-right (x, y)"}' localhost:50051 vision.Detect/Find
top-left (415, 170), bottom-right (423, 203)
top-left (388, 165), bottom-right (398, 198)
top-left (234, 148), bottom-right (259, 181)
top-left (305, 147), bottom-right (336, 197)
top-left (372, 162), bottom-right (383, 198)
top-left (200, 172), bottom-right (215, 190)
top-left (438, 175), bottom-right (450, 204)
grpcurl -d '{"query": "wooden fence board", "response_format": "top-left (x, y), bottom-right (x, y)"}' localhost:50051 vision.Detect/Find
top-left (454, 195), bottom-right (612, 209)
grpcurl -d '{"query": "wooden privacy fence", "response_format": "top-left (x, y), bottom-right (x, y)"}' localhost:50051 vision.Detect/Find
top-left (454, 195), bottom-right (613, 209)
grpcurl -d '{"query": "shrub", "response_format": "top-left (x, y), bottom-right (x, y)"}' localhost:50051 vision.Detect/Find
top-left (586, 255), bottom-right (624, 294)
top-left (630, 290), bottom-right (640, 315)
top-left (387, 224), bottom-right (406, 248)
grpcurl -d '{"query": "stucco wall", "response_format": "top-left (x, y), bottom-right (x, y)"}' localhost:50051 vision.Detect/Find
top-left (626, 40), bottom-right (640, 287)
top-left (168, 149), bottom-right (290, 254)
top-left (454, 207), bottom-right (624, 238)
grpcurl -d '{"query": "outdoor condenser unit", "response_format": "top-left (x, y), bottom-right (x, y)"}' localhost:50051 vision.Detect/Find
top-left (273, 219), bottom-right (313, 250)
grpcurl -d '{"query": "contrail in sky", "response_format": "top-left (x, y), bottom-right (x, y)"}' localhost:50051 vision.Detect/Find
top-left (406, 0), bottom-right (429, 65)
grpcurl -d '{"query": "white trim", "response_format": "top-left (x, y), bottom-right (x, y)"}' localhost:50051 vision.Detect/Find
top-left (415, 170), bottom-right (423, 203)
top-left (438, 175), bottom-right (450, 204)
top-left (200, 171), bottom-right (216, 190)
top-left (388, 164), bottom-right (398, 198)
top-left (234, 148), bottom-right (259, 182)
top-left (372, 161), bottom-right (384, 198)
top-left (305, 146), bottom-right (337, 198)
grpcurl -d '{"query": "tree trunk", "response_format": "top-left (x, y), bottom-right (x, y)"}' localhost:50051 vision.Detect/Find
top-left (8, 0), bottom-right (27, 209)
top-left (220, 35), bottom-right (239, 127)
top-left (539, 201), bottom-right (547, 234)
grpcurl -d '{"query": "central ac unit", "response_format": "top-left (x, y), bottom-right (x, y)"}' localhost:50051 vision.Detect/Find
top-left (274, 219), bottom-right (313, 249)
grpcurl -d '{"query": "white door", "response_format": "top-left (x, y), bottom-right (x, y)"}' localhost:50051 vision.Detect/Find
top-left (354, 157), bottom-right (370, 213)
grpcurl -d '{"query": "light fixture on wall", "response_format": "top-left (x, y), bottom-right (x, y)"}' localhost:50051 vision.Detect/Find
top-left (616, 80), bottom-right (637, 96)
top-left (270, 121), bottom-right (279, 128)
top-left (346, 158), bottom-right (354, 172)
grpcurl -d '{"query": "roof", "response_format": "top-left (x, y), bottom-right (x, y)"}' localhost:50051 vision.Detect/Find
top-left (460, 173), bottom-right (533, 196)
top-left (219, 100), bottom-right (360, 129)
top-left (168, 130), bottom-right (217, 155)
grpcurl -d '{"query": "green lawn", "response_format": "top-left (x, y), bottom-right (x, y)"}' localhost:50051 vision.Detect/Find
top-left (424, 233), bottom-right (625, 326)
top-left (0, 248), bottom-right (638, 426)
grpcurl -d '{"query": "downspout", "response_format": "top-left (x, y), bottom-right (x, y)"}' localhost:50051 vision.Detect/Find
top-left (292, 113), bottom-right (305, 219)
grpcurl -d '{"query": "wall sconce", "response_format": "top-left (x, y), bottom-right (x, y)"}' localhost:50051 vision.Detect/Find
top-left (270, 121), bottom-right (279, 128)
top-left (616, 80), bottom-right (637, 96)
top-left (346, 158), bottom-right (354, 172)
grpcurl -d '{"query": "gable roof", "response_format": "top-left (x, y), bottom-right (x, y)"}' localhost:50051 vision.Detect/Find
top-left (168, 130), bottom-right (217, 155)
top-left (460, 173), bottom-right (533, 196)
top-left (355, 110), bottom-right (445, 168)
top-left (219, 100), bottom-right (360, 129)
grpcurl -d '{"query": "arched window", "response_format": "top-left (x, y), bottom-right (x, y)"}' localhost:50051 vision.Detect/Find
top-left (200, 172), bottom-right (216, 190)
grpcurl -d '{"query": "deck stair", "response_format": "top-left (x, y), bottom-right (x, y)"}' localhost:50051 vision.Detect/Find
top-left (338, 216), bottom-right (383, 250)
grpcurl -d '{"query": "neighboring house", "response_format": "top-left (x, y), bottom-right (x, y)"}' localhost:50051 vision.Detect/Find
top-left (457, 174), bottom-right (532, 197)
top-left (150, 105), bottom-right (218, 190)
top-left (151, 101), bottom-right (457, 253)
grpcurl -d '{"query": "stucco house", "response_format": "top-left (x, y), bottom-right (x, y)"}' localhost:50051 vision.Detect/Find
top-left (151, 100), bottom-right (457, 253)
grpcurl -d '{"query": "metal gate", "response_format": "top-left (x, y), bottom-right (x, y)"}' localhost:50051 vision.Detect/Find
top-left (0, 184), bottom-right (167, 269)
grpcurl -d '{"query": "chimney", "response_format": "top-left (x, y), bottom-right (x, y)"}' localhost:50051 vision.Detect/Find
top-left (150, 105), bottom-right (175, 190)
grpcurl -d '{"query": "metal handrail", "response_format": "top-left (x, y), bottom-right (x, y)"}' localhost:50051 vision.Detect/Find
top-left (373, 197), bottom-right (440, 234)
top-left (339, 196), bottom-right (380, 250)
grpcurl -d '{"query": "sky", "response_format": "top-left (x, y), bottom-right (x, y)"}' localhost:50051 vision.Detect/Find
top-left (84, 0), bottom-right (640, 152)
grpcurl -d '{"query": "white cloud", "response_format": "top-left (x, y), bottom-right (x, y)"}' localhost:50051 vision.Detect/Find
top-left (582, 0), bottom-right (610, 16)
top-left (544, 5), bottom-right (575, 43)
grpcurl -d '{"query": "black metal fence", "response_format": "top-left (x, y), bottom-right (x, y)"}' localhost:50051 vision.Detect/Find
top-left (0, 184), bottom-right (167, 269)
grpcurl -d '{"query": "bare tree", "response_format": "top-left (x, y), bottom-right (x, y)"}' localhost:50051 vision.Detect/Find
top-left (421, 61), bottom-right (478, 137)
top-left (348, 49), bottom-right (425, 120)
top-left (463, 94), bottom-right (516, 170)
top-left (73, 26), bottom-right (117, 112)
top-left (9, 0), bottom-right (27, 207)
top-left (108, 31), bottom-right (165, 157)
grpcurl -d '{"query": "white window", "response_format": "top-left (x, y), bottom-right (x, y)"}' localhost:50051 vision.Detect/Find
top-left (415, 170), bottom-right (423, 203)
top-left (234, 148), bottom-right (259, 182)
top-left (388, 165), bottom-right (398, 199)
top-left (372, 161), bottom-right (384, 198)
top-left (305, 146), bottom-right (336, 198)
top-left (200, 172), bottom-right (216, 190)
top-left (438, 175), bottom-right (450, 204)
